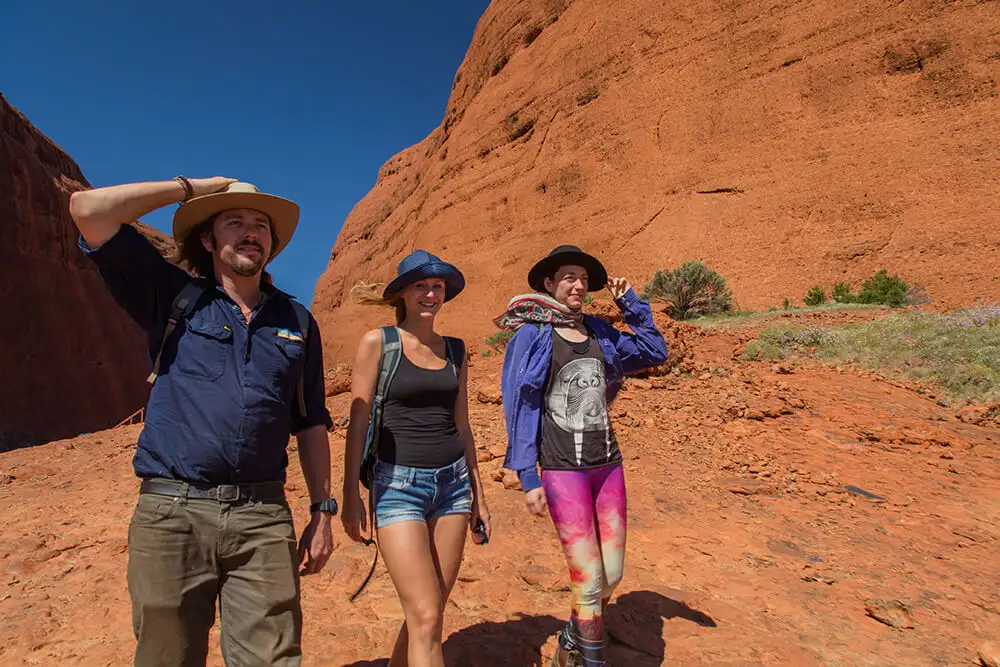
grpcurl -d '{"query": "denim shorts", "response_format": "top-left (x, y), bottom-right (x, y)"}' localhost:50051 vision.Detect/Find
top-left (373, 457), bottom-right (473, 529)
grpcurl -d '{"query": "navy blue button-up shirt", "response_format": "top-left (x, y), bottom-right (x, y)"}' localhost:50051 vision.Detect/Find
top-left (83, 224), bottom-right (332, 484)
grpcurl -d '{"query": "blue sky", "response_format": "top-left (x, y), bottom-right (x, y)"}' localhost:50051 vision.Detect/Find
top-left (2, 1), bottom-right (490, 304)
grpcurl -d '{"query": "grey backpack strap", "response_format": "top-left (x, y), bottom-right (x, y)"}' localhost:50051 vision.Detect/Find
top-left (444, 336), bottom-right (466, 376)
top-left (363, 326), bottom-right (403, 470)
top-left (351, 325), bottom-right (403, 603)
top-left (147, 279), bottom-right (209, 384)
top-left (289, 300), bottom-right (311, 418)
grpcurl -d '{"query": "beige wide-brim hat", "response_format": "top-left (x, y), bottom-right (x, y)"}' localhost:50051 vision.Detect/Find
top-left (172, 182), bottom-right (300, 260)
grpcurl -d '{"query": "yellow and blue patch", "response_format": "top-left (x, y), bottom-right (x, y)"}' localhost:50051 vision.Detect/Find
top-left (276, 328), bottom-right (304, 343)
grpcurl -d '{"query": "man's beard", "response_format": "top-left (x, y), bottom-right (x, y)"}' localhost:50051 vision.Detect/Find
top-left (222, 239), bottom-right (266, 277)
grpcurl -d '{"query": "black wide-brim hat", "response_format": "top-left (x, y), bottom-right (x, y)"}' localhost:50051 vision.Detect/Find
top-left (528, 245), bottom-right (608, 292)
top-left (383, 249), bottom-right (466, 302)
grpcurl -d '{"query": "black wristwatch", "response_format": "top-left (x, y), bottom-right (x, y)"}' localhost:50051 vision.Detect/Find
top-left (310, 498), bottom-right (339, 515)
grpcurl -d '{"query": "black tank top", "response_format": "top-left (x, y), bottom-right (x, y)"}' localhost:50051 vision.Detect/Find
top-left (539, 329), bottom-right (621, 470)
top-left (377, 353), bottom-right (465, 468)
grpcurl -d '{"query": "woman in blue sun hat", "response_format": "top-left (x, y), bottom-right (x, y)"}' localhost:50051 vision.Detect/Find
top-left (342, 249), bottom-right (492, 667)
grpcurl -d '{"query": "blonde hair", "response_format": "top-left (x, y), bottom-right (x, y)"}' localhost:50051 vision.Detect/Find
top-left (351, 281), bottom-right (406, 324)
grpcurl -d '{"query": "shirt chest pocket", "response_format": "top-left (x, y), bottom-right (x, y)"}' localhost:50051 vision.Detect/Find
top-left (175, 320), bottom-right (233, 381)
top-left (260, 335), bottom-right (306, 383)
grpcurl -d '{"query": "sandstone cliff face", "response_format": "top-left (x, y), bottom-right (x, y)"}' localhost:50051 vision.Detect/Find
top-left (1, 93), bottom-right (174, 443)
top-left (314, 0), bottom-right (1000, 363)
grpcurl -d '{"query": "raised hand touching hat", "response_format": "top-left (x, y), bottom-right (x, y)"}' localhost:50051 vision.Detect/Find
top-left (606, 277), bottom-right (632, 300)
top-left (184, 176), bottom-right (238, 198)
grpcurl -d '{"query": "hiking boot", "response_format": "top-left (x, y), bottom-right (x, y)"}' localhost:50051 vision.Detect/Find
top-left (551, 643), bottom-right (580, 667)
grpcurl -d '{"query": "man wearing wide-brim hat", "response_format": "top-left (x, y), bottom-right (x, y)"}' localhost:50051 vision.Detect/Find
top-left (70, 176), bottom-right (336, 666)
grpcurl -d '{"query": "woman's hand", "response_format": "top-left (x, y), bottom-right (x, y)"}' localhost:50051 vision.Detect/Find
top-left (470, 492), bottom-right (492, 544)
top-left (341, 490), bottom-right (368, 543)
top-left (524, 487), bottom-right (548, 516)
top-left (606, 276), bottom-right (632, 301)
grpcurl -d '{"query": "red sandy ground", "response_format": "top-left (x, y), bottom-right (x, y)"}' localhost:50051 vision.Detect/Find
top-left (2, 308), bottom-right (997, 666)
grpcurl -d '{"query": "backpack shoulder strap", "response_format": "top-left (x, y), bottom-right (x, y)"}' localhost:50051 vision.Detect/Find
top-left (289, 300), bottom-right (311, 417)
top-left (376, 326), bottom-right (403, 400)
top-left (147, 278), bottom-right (210, 384)
top-left (289, 300), bottom-right (310, 343)
top-left (349, 325), bottom-right (403, 603)
top-left (361, 326), bottom-right (402, 471)
top-left (443, 336), bottom-right (466, 376)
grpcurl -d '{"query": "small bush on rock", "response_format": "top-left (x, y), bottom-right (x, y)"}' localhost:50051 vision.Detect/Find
top-left (485, 329), bottom-right (514, 350)
top-left (804, 286), bottom-right (826, 306)
top-left (643, 261), bottom-right (734, 320)
top-left (832, 282), bottom-right (856, 304)
top-left (857, 269), bottom-right (909, 307)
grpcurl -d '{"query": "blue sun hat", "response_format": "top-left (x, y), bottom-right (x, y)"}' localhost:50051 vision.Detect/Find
top-left (382, 249), bottom-right (466, 302)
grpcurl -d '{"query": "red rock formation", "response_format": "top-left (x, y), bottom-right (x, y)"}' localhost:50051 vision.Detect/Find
top-left (1, 93), bottom-right (174, 443)
top-left (314, 0), bottom-right (1000, 364)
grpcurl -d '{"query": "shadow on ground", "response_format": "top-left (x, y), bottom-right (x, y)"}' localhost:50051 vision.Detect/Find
top-left (341, 590), bottom-right (717, 667)
top-left (605, 590), bottom-right (718, 665)
top-left (0, 430), bottom-right (45, 454)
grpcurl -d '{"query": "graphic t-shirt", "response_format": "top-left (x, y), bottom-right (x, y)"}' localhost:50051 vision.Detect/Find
top-left (538, 329), bottom-right (621, 470)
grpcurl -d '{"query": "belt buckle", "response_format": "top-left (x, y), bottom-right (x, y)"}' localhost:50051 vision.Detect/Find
top-left (217, 485), bottom-right (240, 502)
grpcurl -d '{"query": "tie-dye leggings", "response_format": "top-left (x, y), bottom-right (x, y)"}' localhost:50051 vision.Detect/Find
top-left (542, 462), bottom-right (627, 666)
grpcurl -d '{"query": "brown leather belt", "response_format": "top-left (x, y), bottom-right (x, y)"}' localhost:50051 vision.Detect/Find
top-left (139, 478), bottom-right (285, 502)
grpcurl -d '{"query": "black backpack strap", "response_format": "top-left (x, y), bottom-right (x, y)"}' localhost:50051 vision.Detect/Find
top-left (349, 483), bottom-right (378, 603)
top-left (444, 336), bottom-right (466, 376)
top-left (147, 279), bottom-right (209, 384)
top-left (288, 300), bottom-right (311, 418)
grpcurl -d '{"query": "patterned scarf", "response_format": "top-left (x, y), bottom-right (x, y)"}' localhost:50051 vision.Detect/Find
top-left (493, 293), bottom-right (584, 330)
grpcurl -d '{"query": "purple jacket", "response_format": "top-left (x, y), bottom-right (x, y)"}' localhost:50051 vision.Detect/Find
top-left (500, 288), bottom-right (668, 491)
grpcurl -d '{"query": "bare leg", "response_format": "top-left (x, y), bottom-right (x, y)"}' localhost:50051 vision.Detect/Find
top-left (428, 513), bottom-right (469, 606)
top-left (379, 514), bottom-right (469, 667)
top-left (386, 514), bottom-right (468, 667)
top-left (379, 521), bottom-right (443, 667)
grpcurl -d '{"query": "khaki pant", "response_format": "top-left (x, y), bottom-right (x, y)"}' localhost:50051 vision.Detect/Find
top-left (126, 491), bottom-right (301, 667)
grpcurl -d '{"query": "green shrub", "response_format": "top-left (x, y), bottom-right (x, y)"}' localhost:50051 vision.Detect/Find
top-left (740, 306), bottom-right (1000, 402)
top-left (857, 269), bottom-right (908, 307)
top-left (742, 340), bottom-right (782, 361)
top-left (642, 261), bottom-right (734, 320)
top-left (803, 286), bottom-right (826, 306)
top-left (758, 326), bottom-right (848, 348)
top-left (485, 329), bottom-right (514, 350)
top-left (783, 297), bottom-right (792, 311)
top-left (832, 282), bottom-right (856, 304)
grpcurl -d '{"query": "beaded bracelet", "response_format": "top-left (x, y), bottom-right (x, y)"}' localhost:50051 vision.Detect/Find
top-left (173, 175), bottom-right (194, 201)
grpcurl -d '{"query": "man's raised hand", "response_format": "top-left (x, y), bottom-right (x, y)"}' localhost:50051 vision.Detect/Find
top-left (187, 177), bottom-right (238, 197)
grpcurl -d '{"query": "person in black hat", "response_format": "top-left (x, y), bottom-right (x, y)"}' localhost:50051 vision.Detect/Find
top-left (342, 250), bottom-right (491, 667)
top-left (495, 245), bottom-right (668, 667)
